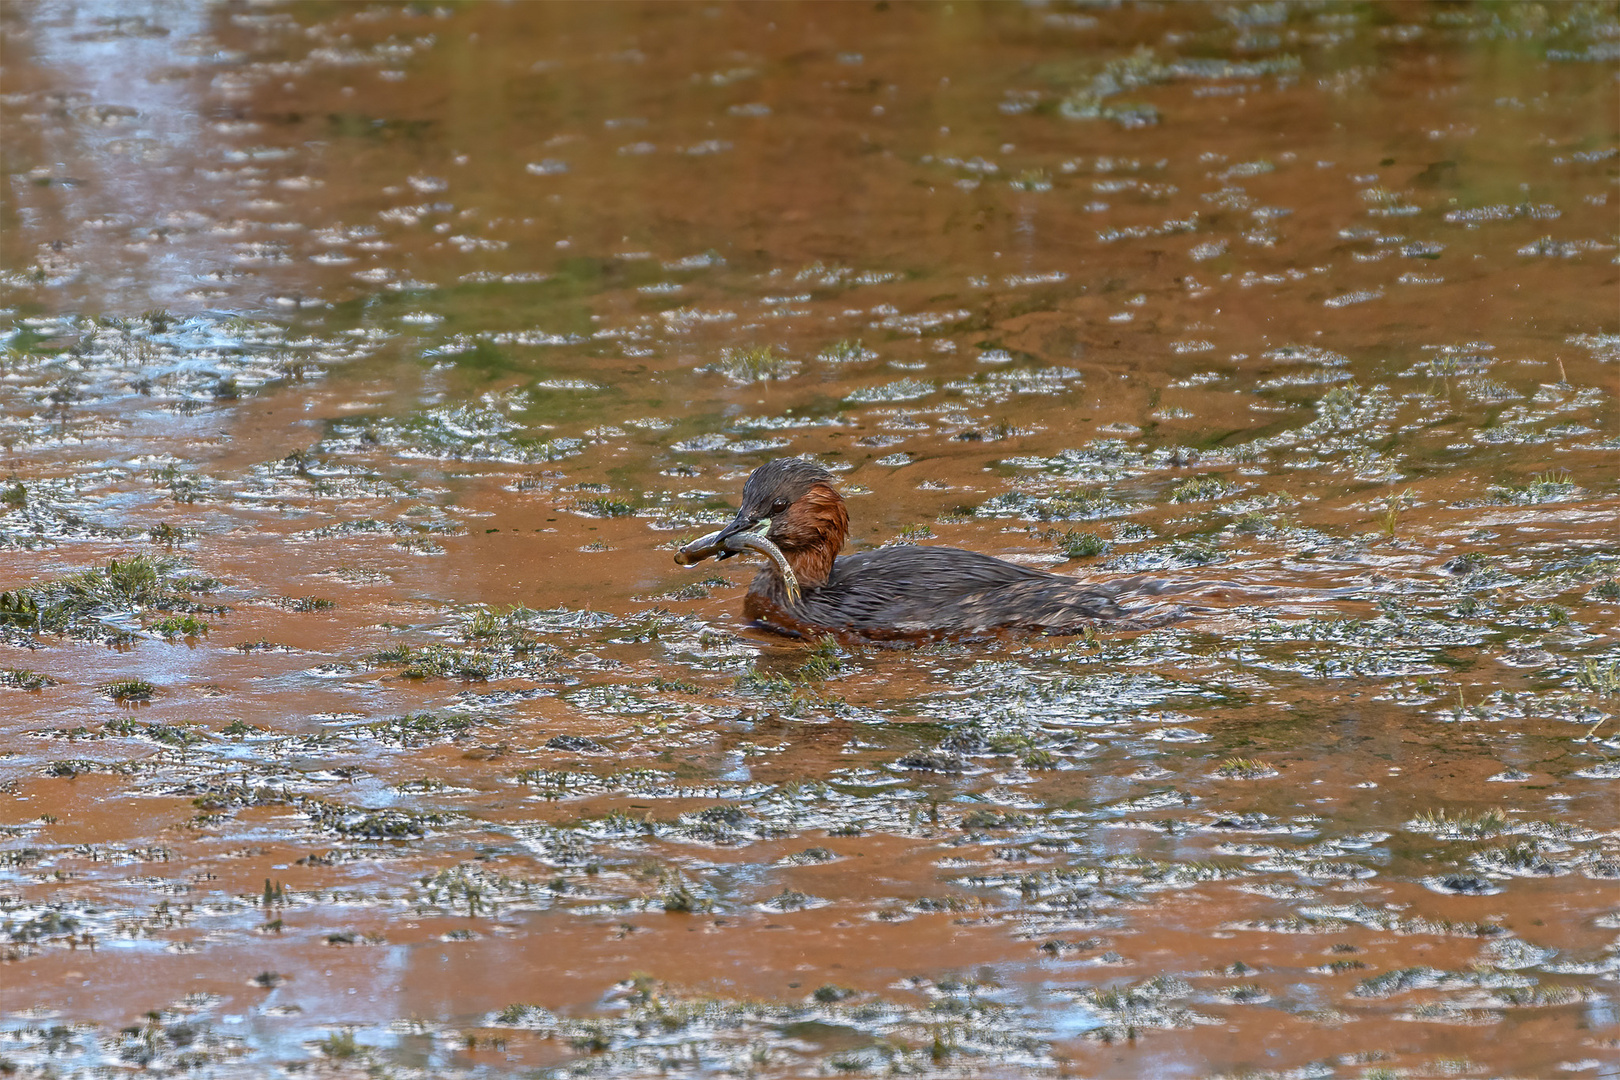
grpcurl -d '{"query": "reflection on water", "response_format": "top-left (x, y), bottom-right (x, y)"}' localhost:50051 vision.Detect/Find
top-left (2, 1), bottom-right (1618, 1076)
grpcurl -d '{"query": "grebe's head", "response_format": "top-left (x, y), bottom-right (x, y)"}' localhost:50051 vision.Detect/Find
top-left (731, 458), bottom-right (837, 535)
top-left (674, 458), bottom-right (849, 589)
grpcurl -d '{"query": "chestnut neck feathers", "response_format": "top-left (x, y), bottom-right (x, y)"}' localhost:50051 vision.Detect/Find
top-left (770, 482), bottom-right (848, 589)
top-left (738, 458), bottom-right (849, 590)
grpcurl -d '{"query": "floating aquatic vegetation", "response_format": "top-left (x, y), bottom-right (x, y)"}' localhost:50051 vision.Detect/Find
top-left (1406, 808), bottom-right (1509, 841)
top-left (144, 614), bottom-right (209, 638)
top-left (574, 496), bottom-right (639, 518)
top-left (322, 406), bottom-right (585, 463)
top-left (344, 713), bottom-right (479, 746)
top-left (670, 432), bottom-right (791, 454)
top-left (98, 678), bottom-right (155, 702)
top-left (1488, 470), bottom-right (1580, 505)
top-left (302, 800), bottom-right (453, 840)
top-left (705, 345), bottom-right (799, 382)
top-left (365, 640), bottom-right (555, 682)
top-left (2, 553), bottom-right (226, 641)
top-left (0, 668), bottom-right (56, 689)
top-left (485, 975), bottom-right (1054, 1075)
top-left (844, 378), bottom-right (935, 404)
top-left (818, 338), bottom-right (876, 364)
top-left (976, 486), bottom-right (1127, 522)
top-left (943, 365), bottom-right (1082, 405)
top-left (1168, 475), bottom-right (1231, 502)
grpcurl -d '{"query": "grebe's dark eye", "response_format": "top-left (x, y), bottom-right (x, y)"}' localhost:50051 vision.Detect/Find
top-left (771, 497), bottom-right (790, 513)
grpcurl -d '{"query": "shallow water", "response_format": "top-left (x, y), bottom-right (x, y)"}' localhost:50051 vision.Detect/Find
top-left (2, 1), bottom-right (1618, 1076)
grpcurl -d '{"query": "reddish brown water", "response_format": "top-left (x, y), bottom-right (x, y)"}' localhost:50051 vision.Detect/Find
top-left (2, 2), bottom-right (1618, 1076)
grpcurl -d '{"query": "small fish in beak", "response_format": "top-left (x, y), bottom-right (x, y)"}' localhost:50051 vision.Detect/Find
top-left (675, 518), bottom-right (800, 603)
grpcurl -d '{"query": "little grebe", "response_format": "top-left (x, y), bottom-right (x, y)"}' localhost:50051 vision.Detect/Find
top-left (674, 458), bottom-right (1181, 640)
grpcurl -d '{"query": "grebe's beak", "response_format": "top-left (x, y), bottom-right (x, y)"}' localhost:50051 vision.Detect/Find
top-left (673, 515), bottom-right (800, 603)
top-left (673, 512), bottom-right (765, 565)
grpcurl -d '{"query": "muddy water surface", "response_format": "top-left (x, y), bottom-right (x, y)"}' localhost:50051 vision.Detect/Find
top-left (2, 2), bottom-right (1618, 1076)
